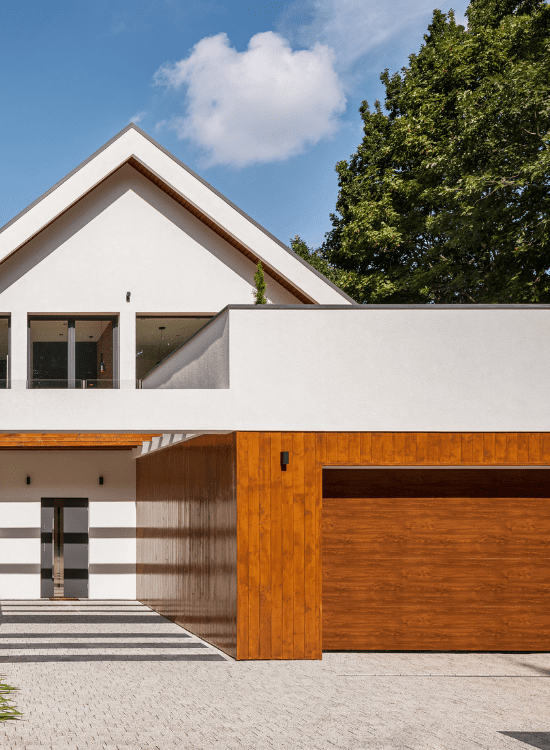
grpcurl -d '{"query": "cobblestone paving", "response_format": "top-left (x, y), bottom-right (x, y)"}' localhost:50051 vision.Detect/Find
top-left (1, 600), bottom-right (550, 750)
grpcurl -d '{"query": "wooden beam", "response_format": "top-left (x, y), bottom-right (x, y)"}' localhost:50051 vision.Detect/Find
top-left (0, 432), bottom-right (160, 449)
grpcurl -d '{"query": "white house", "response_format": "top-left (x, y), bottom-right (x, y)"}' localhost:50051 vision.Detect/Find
top-left (0, 124), bottom-right (549, 659)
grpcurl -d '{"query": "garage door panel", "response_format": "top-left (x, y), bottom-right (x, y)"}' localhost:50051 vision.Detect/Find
top-left (322, 469), bottom-right (550, 651)
top-left (324, 503), bottom-right (550, 556)
top-left (324, 538), bottom-right (550, 557)
top-left (324, 568), bottom-right (550, 606)
top-left (323, 606), bottom-right (550, 651)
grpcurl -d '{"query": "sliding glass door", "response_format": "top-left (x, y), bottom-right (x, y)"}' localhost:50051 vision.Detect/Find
top-left (29, 317), bottom-right (118, 388)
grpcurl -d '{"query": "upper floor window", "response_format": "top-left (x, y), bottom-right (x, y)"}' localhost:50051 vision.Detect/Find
top-left (28, 316), bottom-right (118, 389)
top-left (136, 316), bottom-right (211, 382)
top-left (0, 317), bottom-right (9, 389)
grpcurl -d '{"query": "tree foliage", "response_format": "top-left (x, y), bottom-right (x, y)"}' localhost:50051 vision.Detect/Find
top-left (318, 0), bottom-right (550, 303)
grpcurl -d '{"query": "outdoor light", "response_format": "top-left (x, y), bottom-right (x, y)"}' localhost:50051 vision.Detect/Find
top-left (280, 451), bottom-right (289, 470)
top-left (99, 476), bottom-right (104, 486)
top-left (100, 354), bottom-right (105, 373)
top-left (26, 476), bottom-right (31, 485)
top-left (126, 291), bottom-right (131, 302)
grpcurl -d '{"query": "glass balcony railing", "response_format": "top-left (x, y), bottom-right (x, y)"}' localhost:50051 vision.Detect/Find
top-left (27, 379), bottom-right (118, 389)
top-left (0, 380), bottom-right (150, 390)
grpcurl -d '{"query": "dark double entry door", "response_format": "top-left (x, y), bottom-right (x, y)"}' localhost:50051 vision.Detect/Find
top-left (41, 499), bottom-right (89, 598)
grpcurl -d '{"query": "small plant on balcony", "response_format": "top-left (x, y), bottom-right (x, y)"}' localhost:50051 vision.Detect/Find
top-left (253, 262), bottom-right (267, 305)
top-left (0, 676), bottom-right (21, 721)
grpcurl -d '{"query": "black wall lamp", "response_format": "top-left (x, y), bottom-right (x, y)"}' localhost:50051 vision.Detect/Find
top-left (26, 476), bottom-right (31, 485)
top-left (126, 291), bottom-right (131, 302)
top-left (99, 476), bottom-right (104, 486)
top-left (280, 451), bottom-right (289, 471)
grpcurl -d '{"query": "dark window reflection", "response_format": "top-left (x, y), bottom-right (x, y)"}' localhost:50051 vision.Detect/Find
top-left (29, 318), bottom-right (116, 389)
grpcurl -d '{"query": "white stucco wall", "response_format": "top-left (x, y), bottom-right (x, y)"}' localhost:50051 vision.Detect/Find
top-left (0, 451), bottom-right (136, 599)
top-left (226, 307), bottom-right (550, 432)
top-left (130, 306), bottom-right (550, 433)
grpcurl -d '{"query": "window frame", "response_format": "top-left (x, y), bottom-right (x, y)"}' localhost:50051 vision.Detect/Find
top-left (27, 315), bottom-right (119, 389)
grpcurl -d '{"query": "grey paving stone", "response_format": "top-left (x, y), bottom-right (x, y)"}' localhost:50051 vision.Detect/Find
top-left (1, 600), bottom-right (550, 749)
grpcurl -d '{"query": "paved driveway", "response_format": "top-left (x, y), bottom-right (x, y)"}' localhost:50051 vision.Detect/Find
top-left (1, 600), bottom-right (549, 750)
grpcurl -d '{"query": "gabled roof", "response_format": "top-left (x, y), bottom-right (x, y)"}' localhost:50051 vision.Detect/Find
top-left (0, 124), bottom-right (355, 305)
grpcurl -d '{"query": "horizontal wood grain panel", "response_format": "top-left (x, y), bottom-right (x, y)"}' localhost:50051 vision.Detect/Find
top-left (323, 607), bottom-right (550, 651)
top-left (323, 464), bottom-right (550, 651)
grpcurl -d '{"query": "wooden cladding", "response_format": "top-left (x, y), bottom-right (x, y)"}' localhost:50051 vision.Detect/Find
top-left (236, 432), bottom-right (322, 660)
top-left (235, 432), bottom-right (550, 659)
top-left (317, 432), bottom-right (550, 466)
top-left (136, 433), bottom-right (238, 657)
top-left (0, 432), bottom-right (159, 449)
top-left (136, 432), bottom-right (550, 659)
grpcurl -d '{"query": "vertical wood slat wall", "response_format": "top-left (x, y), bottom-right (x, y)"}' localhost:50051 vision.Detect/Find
top-left (136, 433), bottom-right (238, 657)
top-left (235, 432), bottom-right (550, 661)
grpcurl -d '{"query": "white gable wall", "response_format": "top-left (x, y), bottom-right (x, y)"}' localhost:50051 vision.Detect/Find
top-left (0, 126), bottom-right (351, 307)
top-left (0, 164), bottom-right (299, 386)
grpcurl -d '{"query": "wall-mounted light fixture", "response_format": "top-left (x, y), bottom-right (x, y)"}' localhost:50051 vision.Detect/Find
top-left (26, 476), bottom-right (31, 485)
top-left (126, 291), bottom-right (131, 302)
top-left (99, 354), bottom-right (105, 373)
top-left (99, 476), bottom-right (104, 486)
top-left (280, 451), bottom-right (289, 471)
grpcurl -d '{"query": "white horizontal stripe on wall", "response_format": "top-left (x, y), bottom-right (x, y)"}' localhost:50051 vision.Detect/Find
top-left (89, 573), bottom-right (136, 600)
top-left (89, 501), bottom-right (136, 529)
top-left (0, 502), bottom-right (40, 526)
top-left (90, 538), bottom-right (136, 565)
top-left (0, 574), bottom-right (40, 599)
top-left (0, 539), bottom-right (38, 564)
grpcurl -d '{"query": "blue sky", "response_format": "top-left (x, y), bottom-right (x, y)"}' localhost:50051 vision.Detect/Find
top-left (0, 0), bottom-right (469, 249)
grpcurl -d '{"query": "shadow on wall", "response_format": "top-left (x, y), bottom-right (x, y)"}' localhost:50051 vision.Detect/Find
top-left (499, 734), bottom-right (550, 748)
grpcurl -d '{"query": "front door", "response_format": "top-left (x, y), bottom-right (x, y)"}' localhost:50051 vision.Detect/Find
top-left (41, 499), bottom-right (89, 598)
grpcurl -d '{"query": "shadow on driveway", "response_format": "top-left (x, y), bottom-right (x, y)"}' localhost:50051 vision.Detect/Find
top-left (500, 734), bottom-right (550, 749)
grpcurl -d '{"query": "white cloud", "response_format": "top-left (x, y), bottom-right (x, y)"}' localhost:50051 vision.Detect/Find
top-left (154, 31), bottom-right (346, 167)
top-left (130, 110), bottom-right (147, 125)
top-left (153, 0), bottom-right (470, 166)
top-left (281, 0), bottom-right (471, 70)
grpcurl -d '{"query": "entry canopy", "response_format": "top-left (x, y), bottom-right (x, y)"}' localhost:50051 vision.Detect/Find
top-left (0, 124), bottom-right (354, 306)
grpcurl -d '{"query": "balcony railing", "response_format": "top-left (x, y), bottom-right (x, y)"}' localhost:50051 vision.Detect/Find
top-left (27, 379), bottom-right (119, 389)
top-left (0, 380), bottom-right (150, 389)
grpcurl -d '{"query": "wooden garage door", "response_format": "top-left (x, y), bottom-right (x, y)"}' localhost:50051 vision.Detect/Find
top-left (322, 468), bottom-right (550, 651)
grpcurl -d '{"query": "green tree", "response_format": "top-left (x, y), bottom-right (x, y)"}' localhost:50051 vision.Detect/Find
top-left (253, 261), bottom-right (268, 304)
top-left (321, 0), bottom-right (550, 303)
